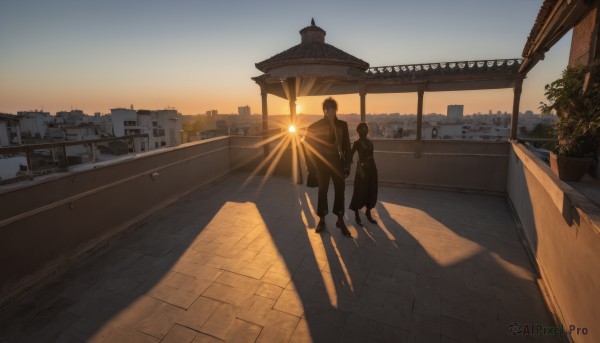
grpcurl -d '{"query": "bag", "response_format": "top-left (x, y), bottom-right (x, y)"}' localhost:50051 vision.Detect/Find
top-left (307, 172), bottom-right (318, 188)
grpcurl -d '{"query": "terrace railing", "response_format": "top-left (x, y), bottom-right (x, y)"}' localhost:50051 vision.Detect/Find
top-left (0, 134), bottom-right (148, 184)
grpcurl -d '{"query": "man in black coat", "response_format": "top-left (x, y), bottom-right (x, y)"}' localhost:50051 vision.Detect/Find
top-left (304, 97), bottom-right (352, 237)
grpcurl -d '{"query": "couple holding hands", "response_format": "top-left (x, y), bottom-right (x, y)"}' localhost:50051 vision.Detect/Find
top-left (304, 97), bottom-right (378, 237)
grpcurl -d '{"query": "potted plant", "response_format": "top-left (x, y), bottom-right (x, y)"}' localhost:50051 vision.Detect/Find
top-left (540, 63), bottom-right (600, 181)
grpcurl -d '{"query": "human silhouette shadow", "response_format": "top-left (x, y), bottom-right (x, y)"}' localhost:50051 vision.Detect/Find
top-left (0, 173), bottom-right (557, 343)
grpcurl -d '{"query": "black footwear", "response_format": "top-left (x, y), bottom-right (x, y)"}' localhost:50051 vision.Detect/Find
top-left (366, 210), bottom-right (377, 224)
top-left (316, 218), bottom-right (326, 233)
top-left (354, 211), bottom-right (362, 225)
top-left (336, 218), bottom-right (352, 237)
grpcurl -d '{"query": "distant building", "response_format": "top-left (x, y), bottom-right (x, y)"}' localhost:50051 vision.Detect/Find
top-left (206, 110), bottom-right (218, 117)
top-left (0, 114), bottom-right (22, 146)
top-left (447, 105), bottom-right (464, 121)
top-left (238, 106), bottom-right (251, 116)
top-left (64, 124), bottom-right (101, 141)
top-left (111, 108), bottom-right (138, 137)
top-left (110, 108), bottom-right (182, 150)
top-left (17, 110), bottom-right (52, 138)
top-left (56, 110), bottom-right (86, 125)
top-left (88, 113), bottom-right (113, 137)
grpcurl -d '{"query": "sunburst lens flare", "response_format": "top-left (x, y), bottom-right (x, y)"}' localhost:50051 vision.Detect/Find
top-left (288, 125), bottom-right (296, 133)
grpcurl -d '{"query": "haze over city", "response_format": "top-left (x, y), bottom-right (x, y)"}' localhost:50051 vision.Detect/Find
top-left (1, 0), bottom-right (571, 115)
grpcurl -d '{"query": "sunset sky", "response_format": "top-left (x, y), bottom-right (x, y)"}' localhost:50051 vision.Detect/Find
top-left (0, 0), bottom-right (571, 116)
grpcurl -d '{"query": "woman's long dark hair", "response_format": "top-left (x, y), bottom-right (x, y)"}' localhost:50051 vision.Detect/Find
top-left (356, 122), bottom-right (369, 140)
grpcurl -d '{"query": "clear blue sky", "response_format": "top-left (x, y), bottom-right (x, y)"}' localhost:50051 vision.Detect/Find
top-left (0, 0), bottom-right (571, 115)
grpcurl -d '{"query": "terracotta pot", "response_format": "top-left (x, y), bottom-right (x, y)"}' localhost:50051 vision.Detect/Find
top-left (549, 152), bottom-right (593, 181)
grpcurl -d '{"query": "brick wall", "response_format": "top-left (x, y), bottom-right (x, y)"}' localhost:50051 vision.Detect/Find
top-left (569, 5), bottom-right (597, 66)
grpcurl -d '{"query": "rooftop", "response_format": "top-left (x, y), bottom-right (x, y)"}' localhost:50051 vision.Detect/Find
top-left (0, 172), bottom-right (555, 342)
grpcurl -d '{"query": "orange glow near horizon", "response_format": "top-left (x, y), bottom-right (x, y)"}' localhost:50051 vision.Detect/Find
top-left (0, 86), bottom-right (548, 116)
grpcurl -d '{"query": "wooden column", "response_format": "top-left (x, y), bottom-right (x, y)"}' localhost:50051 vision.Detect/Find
top-left (260, 84), bottom-right (269, 158)
top-left (286, 77), bottom-right (302, 184)
top-left (510, 78), bottom-right (523, 140)
top-left (360, 85), bottom-right (366, 122)
top-left (417, 89), bottom-right (424, 140)
top-left (287, 78), bottom-right (297, 124)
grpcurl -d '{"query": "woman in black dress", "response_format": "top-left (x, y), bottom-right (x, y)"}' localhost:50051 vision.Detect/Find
top-left (349, 122), bottom-right (378, 224)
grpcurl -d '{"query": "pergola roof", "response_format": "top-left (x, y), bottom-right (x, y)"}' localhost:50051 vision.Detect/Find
top-left (254, 58), bottom-right (523, 99)
top-left (253, 21), bottom-right (523, 100)
top-left (255, 41), bottom-right (369, 72)
top-left (520, 0), bottom-right (592, 74)
top-left (255, 19), bottom-right (369, 73)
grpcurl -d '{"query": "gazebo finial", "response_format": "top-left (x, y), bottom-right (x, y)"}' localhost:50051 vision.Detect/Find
top-left (311, 18), bottom-right (315, 26)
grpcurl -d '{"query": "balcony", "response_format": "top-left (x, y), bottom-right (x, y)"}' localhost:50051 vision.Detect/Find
top-left (0, 136), bottom-right (597, 342)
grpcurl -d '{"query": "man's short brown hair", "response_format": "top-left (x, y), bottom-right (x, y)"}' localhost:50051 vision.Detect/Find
top-left (322, 97), bottom-right (338, 111)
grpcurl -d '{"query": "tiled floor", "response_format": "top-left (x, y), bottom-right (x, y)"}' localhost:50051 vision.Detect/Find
top-left (0, 172), bottom-right (558, 342)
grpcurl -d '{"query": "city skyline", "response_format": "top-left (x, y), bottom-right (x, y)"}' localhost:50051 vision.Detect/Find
top-left (1, 1), bottom-right (571, 116)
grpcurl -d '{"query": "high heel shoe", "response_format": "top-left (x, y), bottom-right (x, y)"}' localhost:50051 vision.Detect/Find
top-left (366, 209), bottom-right (377, 224)
top-left (354, 210), bottom-right (362, 225)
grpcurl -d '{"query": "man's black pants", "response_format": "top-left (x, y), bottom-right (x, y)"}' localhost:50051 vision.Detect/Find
top-left (316, 156), bottom-right (345, 217)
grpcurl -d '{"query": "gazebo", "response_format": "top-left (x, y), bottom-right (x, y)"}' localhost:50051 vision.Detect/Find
top-left (253, 19), bottom-right (524, 148)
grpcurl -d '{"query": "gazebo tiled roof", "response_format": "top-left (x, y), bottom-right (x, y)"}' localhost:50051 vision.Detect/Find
top-left (255, 19), bottom-right (369, 73)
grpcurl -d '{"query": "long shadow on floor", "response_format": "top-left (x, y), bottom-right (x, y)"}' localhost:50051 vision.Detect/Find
top-left (0, 174), bottom-right (558, 342)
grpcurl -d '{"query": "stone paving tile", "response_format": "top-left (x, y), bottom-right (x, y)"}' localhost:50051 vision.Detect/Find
top-left (260, 270), bottom-right (291, 288)
top-left (162, 271), bottom-right (213, 295)
top-left (375, 322), bottom-right (410, 342)
top-left (273, 289), bottom-right (305, 317)
top-left (162, 324), bottom-right (199, 343)
top-left (254, 282), bottom-right (284, 300)
top-left (202, 282), bottom-right (255, 307)
top-left (177, 296), bottom-right (222, 332)
top-left (215, 271), bottom-right (262, 290)
top-left (147, 282), bottom-right (199, 309)
top-left (136, 301), bottom-right (186, 339)
top-left (413, 287), bottom-right (440, 317)
top-left (221, 260), bottom-right (269, 280)
top-left (339, 330), bottom-right (383, 343)
top-left (0, 173), bottom-right (559, 343)
top-left (236, 294), bottom-right (276, 327)
top-left (191, 333), bottom-right (224, 343)
top-left (343, 313), bottom-right (379, 336)
top-left (440, 315), bottom-right (476, 343)
top-left (198, 302), bottom-right (237, 340)
top-left (89, 325), bottom-right (160, 343)
top-left (226, 319), bottom-right (263, 343)
top-left (255, 309), bottom-right (300, 343)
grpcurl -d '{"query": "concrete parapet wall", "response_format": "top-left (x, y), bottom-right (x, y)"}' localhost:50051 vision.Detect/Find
top-left (507, 142), bottom-right (600, 343)
top-left (228, 137), bottom-right (510, 193)
top-left (0, 137), bottom-right (231, 304)
top-left (372, 139), bottom-right (509, 193)
top-left (229, 136), bottom-right (264, 172)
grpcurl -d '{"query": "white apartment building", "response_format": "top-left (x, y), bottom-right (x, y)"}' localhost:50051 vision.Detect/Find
top-left (0, 114), bottom-right (22, 147)
top-left (88, 113), bottom-right (113, 137)
top-left (111, 108), bottom-right (182, 151)
top-left (111, 108), bottom-right (138, 137)
top-left (56, 110), bottom-right (86, 125)
top-left (447, 105), bottom-right (464, 122)
top-left (238, 106), bottom-right (251, 116)
top-left (17, 111), bottom-right (52, 138)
